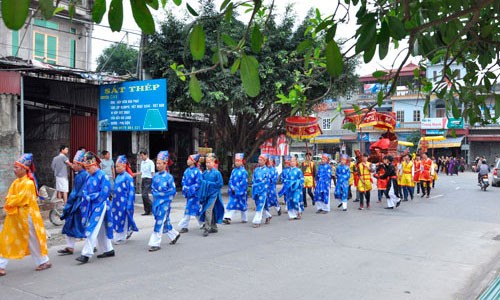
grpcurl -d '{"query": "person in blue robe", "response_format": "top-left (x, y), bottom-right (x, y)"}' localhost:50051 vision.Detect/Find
top-left (279, 155), bottom-right (292, 206)
top-left (223, 153), bottom-right (249, 224)
top-left (75, 152), bottom-right (114, 264)
top-left (314, 153), bottom-right (333, 214)
top-left (111, 155), bottom-right (138, 244)
top-left (334, 155), bottom-right (351, 211)
top-left (178, 154), bottom-right (202, 233)
top-left (148, 151), bottom-right (180, 252)
top-left (198, 153), bottom-right (225, 237)
top-left (252, 154), bottom-right (272, 227)
top-left (267, 156), bottom-right (282, 216)
top-left (279, 156), bottom-right (304, 220)
top-left (58, 150), bottom-right (88, 255)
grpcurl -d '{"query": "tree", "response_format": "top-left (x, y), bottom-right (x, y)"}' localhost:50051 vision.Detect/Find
top-left (96, 43), bottom-right (139, 75)
top-left (5, 0), bottom-right (498, 123)
top-left (143, 3), bottom-right (358, 160)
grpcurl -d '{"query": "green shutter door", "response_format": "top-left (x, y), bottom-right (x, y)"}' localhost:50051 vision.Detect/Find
top-left (34, 33), bottom-right (45, 61)
top-left (46, 36), bottom-right (57, 64)
top-left (70, 39), bottom-right (76, 68)
top-left (12, 31), bottom-right (19, 56)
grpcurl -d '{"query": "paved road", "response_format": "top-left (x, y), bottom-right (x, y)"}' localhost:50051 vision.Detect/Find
top-left (1, 172), bottom-right (500, 300)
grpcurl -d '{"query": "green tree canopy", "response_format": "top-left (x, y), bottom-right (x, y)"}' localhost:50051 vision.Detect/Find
top-left (96, 43), bottom-right (139, 75)
top-left (143, 3), bottom-right (358, 159)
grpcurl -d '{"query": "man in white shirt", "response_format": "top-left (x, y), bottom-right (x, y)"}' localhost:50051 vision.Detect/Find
top-left (100, 150), bottom-right (116, 191)
top-left (135, 150), bottom-right (155, 215)
top-left (51, 145), bottom-right (72, 203)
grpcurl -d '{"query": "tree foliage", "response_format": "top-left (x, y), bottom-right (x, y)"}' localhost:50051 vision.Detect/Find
top-left (96, 43), bottom-right (139, 75)
top-left (143, 3), bottom-right (358, 159)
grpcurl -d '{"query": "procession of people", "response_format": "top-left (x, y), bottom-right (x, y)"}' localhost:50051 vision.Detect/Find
top-left (0, 148), bottom-right (442, 275)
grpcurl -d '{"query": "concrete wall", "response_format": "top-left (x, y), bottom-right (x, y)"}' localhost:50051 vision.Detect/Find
top-left (393, 99), bottom-right (424, 122)
top-left (0, 94), bottom-right (20, 203)
top-left (470, 142), bottom-right (500, 166)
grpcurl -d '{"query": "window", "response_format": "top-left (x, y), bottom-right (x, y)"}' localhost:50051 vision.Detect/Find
top-left (433, 70), bottom-right (437, 81)
top-left (436, 104), bottom-right (445, 118)
top-left (70, 28), bottom-right (77, 68)
top-left (34, 19), bottom-right (59, 30)
top-left (34, 32), bottom-right (58, 65)
top-left (322, 118), bottom-right (331, 130)
top-left (413, 110), bottom-right (421, 122)
top-left (396, 111), bottom-right (405, 122)
top-left (12, 30), bottom-right (18, 56)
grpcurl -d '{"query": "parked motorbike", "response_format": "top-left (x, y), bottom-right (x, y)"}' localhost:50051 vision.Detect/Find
top-left (479, 174), bottom-right (490, 191)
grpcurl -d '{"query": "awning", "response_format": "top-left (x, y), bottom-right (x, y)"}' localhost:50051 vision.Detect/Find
top-left (310, 136), bottom-right (341, 144)
top-left (420, 136), bottom-right (464, 149)
top-left (341, 134), bottom-right (358, 141)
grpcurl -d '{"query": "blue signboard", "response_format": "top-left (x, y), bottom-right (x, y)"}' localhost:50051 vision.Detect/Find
top-left (99, 79), bottom-right (167, 131)
top-left (426, 129), bottom-right (446, 135)
top-left (358, 133), bottom-right (370, 141)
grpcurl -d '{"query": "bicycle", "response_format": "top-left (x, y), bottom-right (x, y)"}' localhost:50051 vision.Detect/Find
top-left (38, 186), bottom-right (65, 226)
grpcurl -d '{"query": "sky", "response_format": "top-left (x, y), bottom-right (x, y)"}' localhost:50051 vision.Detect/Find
top-left (91, 0), bottom-right (414, 75)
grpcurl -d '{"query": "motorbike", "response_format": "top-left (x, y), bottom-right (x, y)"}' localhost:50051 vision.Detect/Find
top-left (479, 174), bottom-right (490, 191)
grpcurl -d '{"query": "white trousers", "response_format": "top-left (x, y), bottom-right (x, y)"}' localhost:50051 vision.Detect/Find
top-left (178, 214), bottom-right (202, 229)
top-left (148, 216), bottom-right (179, 247)
top-left (315, 201), bottom-right (330, 212)
top-left (66, 236), bottom-right (76, 249)
top-left (114, 219), bottom-right (129, 242)
top-left (252, 206), bottom-right (272, 225)
top-left (386, 186), bottom-right (400, 208)
top-left (81, 204), bottom-right (113, 257)
top-left (0, 216), bottom-right (49, 269)
top-left (288, 209), bottom-right (298, 219)
top-left (224, 210), bottom-right (248, 222)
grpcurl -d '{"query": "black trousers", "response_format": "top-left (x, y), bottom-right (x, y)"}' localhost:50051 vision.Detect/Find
top-left (141, 178), bottom-right (153, 214)
top-left (420, 180), bottom-right (431, 196)
top-left (359, 191), bottom-right (371, 207)
top-left (302, 187), bottom-right (314, 206)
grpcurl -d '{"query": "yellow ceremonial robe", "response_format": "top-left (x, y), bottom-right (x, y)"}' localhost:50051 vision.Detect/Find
top-left (400, 161), bottom-right (415, 187)
top-left (0, 175), bottom-right (48, 259)
top-left (356, 163), bottom-right (372, 192)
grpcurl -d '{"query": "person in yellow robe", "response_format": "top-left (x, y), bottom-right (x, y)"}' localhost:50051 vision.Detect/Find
top-left (356, 154), bottom-right (373, 210)
top-left (432, 157), bottom-right (439, 188)
top-left (301, 153), bottom-right (316, 207)
top-left (0, 153), bottom-right (51, 276)
top-left (399, 154), bottom-right (415, 201)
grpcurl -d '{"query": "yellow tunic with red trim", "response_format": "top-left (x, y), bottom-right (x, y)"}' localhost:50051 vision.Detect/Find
top-left (0, 175), bottom-right (48, 259)
top-left (432, 162), bottom-right (439, 181)
top-left (349, 162), bottom-right (355, 186)
top-left (302, 161), bottom-right (315, 188)
top-left (396, 163), bottom-right (403, 186)
top-left (419, 158), bottom-right (433, 182)
top-left (400, 161), bottom-right (415, 187)
top-left (356, 162), bottom-right (372, 192)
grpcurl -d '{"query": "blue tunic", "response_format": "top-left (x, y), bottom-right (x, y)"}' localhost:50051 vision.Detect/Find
top-left (252, 166), bottom-right (270, 211)
top-left (267, 166), bottom-right (279, 207)
top-left (226, 166), bottom-right (248, 211)
top-left (152, 171), bottom-right (177, 233)
top-left (112, 172), bottom-right (138, 234)
top-left (181, 166), bottom-right (202, 216)
top-left (198, 168), bottom-right (225, 223)
top-left (80, 169), bottom-right (113, 239)
top-left (61, 170), bottom-right (88, 238)
top-left (314, 163), bottom-right (332, 204)
top-left (334, 164), bottom-right (350, 202)
top-left (279, 167), bottom-right (303, 212)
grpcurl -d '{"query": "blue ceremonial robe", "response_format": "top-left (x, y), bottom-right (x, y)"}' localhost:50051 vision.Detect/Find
top-left (61, 170), bottom-right (88, 238)
top-left (226, 166), bottom-right (248, 211)
top-left (335, 164), bottom-right (350, 202)
top-left (80, 169), bottom-right (113, 239)
top-left (198, 168), bottom-right (225, 223)
top-left (112, 172), bottom-right (138, 234)
top-left (152, 171), bottom-right (177, 233)
top-left (252, 166), bottom-right (270, 211)
top-left (267, 166), bottom-right (279, 207)
top-left (314, 163), bottom-right (332, 204)
top-left (181, 166), bottom-right (202, 216)
top-left (279, 167), bottom-right (303, 212)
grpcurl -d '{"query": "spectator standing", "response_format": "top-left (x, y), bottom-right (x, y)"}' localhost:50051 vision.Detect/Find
top-left (51, 145), bottom-right (72, 203)
top-left (100, 150), bottom-right (116, 191)
top-left (135, 150), bottom-right (155, 215)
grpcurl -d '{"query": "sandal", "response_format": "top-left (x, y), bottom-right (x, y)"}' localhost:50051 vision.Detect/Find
top-left (252, 224), bottom-right (260, 228)
top-left (265, 217), bottom-right (272, 224)
top-left (0, 268), bottom-right (5, 276)
top-left (35, 262), bottom-right (52, 271)
top-left (57, 247), bottom-right (74, 255)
